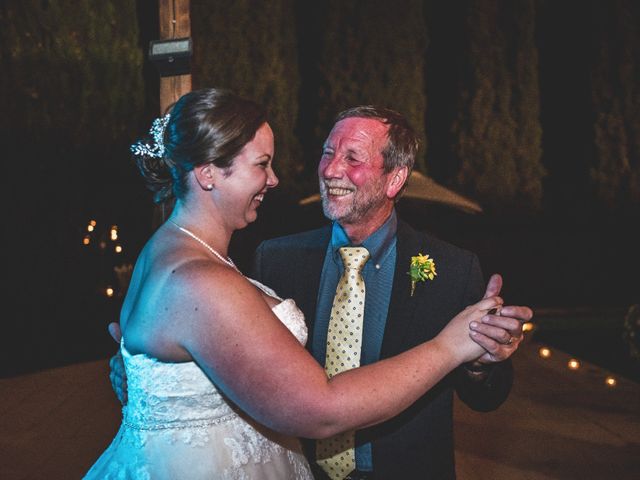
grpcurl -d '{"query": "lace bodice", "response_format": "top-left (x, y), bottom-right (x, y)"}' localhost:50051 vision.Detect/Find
top-left (84, 277), bottom-right (313, 480)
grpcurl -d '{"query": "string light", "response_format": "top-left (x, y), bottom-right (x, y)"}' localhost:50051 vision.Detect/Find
top-left (538, 347), bottom-right (552, 358)
top-left (536, 345), bottom-right (623, 390)
top-left (79, 220), bottom-right (130, 302)
top-left (522, 322), bottom-right (535, 333)
top-left (567, 358), bottom-right (580, 370)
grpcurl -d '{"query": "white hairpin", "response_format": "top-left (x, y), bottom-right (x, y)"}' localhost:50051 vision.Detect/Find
top-left (130, 113), bottom-right (171, 158)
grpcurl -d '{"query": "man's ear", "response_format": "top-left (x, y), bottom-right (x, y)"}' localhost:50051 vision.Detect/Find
top-left (386, 166), bottom-right (409, 199)
top-left (194, 163), bottom-right (215, 191)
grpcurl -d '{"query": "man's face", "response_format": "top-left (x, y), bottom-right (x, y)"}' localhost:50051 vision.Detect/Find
top-left (318, 117), bottom-right (392, 229)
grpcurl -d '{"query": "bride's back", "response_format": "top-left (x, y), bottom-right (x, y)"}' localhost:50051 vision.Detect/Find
top-left (119, 226), bottom-right (209, 362)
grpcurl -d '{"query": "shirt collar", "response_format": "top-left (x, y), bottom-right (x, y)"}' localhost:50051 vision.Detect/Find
top-left (330, 209), bottom-right (398, 266)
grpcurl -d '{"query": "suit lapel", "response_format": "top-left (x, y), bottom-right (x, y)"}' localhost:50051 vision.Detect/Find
top-left (295, 225), bottom-right (331, 347)
top-left (380, 220), bottom-right (429, 358)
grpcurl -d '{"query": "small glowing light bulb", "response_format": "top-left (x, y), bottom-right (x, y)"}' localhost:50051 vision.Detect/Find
top-left (567, 359), bottom-right (580, 370)
top-left (605, 376), bottom-right (617, 387)
top-left (538, 347), bottom-right (551, 358)
top-left (115, 245), bottom-right (123, 253)
top-left (105, 287), bottom-right (114, 298)
top-left (110, 225), bottom-right (118, 241)
top-left (522, 322), bottom-right (535, 332)
top-left (83, 236), bottom-right (91, 246)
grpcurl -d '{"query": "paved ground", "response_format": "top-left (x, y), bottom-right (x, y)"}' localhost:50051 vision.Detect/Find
top-left (1, 335), bottom-right (638, 479)
top-left (454, 335), bottom-right (640, 479)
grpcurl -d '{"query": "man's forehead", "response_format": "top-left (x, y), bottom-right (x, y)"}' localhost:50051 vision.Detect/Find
top-left (326, 117), bottom-right (389, 147)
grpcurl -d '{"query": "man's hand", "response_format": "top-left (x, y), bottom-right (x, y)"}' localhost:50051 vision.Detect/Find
top-left (468, 274), bottom-right (534, 365)
top-left (108, 322), bottom-right (128, 405)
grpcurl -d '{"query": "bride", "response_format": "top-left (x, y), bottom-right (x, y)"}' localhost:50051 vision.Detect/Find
top-left (84, 88), bottom-right (501, 479)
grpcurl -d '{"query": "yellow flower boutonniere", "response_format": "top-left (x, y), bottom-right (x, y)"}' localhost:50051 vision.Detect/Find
top-left (408, 253), bottom-right (437, 296)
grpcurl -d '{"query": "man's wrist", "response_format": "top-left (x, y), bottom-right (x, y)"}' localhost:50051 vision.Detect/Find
top-left (463, 361), bottom-right (491, 379)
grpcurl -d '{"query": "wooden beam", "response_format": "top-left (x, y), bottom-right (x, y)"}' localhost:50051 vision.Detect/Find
top-left (158, 0), bottom-right (191, 114)
top-left (153, 0), bottom-right (191, 226)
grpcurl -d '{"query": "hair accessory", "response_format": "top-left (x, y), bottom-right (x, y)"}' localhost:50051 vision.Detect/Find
top-left (130, 113), bottom-right (171, 158)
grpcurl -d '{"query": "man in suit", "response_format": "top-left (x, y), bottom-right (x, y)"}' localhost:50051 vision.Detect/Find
top-left (251, 106), bottom-right (532, 479)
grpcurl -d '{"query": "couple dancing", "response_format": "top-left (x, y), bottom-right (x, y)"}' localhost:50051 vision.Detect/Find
top-left (85, 88), bottom-right (532, 479)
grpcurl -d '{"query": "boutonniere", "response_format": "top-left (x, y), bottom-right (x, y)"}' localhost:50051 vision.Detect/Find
top-left (408, 253), bottom-right (437, 296)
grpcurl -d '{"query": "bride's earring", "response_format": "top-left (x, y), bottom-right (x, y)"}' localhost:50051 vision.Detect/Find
top-left (206, 184), bottom-right (213, 190)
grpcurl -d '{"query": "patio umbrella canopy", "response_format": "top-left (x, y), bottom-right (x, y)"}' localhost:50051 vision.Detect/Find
top-left (299, 171), bottom-right (483, 214)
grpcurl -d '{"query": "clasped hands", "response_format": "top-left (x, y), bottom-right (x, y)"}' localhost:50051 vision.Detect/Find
top-left (107, 273), bottom-right (533, 404)
top-left (465, 274), bottom-right (533, 372)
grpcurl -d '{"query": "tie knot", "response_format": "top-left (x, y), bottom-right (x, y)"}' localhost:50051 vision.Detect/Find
top-left (339, 246), bottom-right (370, 272)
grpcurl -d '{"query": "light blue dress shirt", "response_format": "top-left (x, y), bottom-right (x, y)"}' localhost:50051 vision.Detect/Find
top-left (312, 209), bottom-right (398, 471)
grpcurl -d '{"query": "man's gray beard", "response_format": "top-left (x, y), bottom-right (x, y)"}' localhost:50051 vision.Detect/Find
top-left (319, 181), bottom-right (387, 225)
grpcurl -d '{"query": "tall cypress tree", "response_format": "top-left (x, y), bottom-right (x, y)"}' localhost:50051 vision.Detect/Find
top-left (509, 0), bottom-right (545, 210)
top-left (451, 0), bottom-right (544, 213)
top-left (0, 0), bottom-right (144, 147)
top-left (191, 0), bottom-right (301, 192)
top-left (589, 0), bottom-right (640, 211)
top-left (1, 0), bottom-right (145, 221)
top-left (313, 0), bottom-right (428, 173)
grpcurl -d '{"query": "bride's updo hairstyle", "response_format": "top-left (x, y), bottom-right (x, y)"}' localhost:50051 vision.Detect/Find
top-left (131, 88), bottom-right (267, 204)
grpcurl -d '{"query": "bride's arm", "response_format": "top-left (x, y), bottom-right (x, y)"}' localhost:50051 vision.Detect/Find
top-left (173, 264), bottom-right (500, 439)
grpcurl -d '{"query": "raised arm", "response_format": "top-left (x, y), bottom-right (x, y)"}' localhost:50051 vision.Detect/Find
top-left (177, 265), bottom-right (501, 439)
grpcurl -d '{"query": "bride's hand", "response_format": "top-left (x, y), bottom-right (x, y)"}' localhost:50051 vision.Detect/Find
top-left (435, 292), bottom-right (503, 365)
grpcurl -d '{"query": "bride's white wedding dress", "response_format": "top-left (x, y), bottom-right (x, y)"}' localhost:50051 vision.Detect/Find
top-left (84, 279), bottom-right (314, 479)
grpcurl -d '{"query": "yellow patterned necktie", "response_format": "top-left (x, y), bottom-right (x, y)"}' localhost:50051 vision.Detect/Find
top-left (316, 246), bottom-right (370, 480)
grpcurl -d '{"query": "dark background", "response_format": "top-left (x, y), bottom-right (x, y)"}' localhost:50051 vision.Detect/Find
top-left (1, 0), bottom-right (638, 379)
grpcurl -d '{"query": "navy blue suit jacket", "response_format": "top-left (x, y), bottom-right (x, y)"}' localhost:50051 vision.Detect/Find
top-left (252, 219), bottom-right (513, 479)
